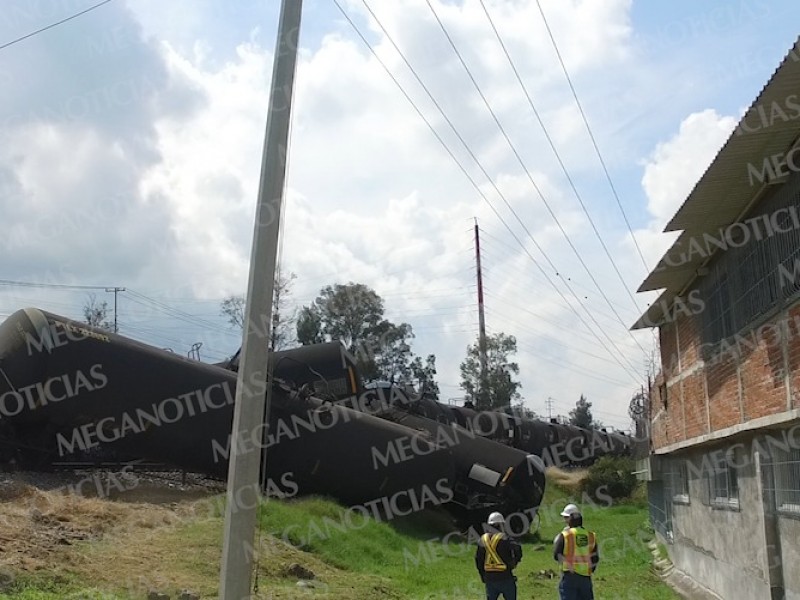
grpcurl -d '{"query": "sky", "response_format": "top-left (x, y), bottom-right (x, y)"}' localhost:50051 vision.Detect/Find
top-left (0, 0), bottom-right (798, 431)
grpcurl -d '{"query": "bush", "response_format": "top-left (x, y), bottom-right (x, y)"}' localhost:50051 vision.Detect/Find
top-left (581, 456), bottom-right (637, 501)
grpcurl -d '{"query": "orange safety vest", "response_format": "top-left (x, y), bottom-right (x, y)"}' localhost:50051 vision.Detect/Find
top-left (562, 527), bottom-right (596, 576)
top-left (481, 533), bottom-right (507, 572)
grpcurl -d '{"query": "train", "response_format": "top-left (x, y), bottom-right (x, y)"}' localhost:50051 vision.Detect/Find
top-left (0, 308), bottom-right (546, 524)
top-left (223, 342), bottom-right (633, 469)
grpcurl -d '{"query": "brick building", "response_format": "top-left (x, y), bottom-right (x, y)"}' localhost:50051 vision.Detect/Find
top-left (634, 40), bottom-right (800, 600)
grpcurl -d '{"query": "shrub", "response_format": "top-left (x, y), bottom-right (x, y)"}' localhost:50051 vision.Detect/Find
top-left (581, 456), bottom-right (637, 501)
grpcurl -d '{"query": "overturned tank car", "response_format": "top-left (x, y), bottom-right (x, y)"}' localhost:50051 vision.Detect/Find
top-left (0, 309), bottom-right (548, 523)
top-left (0, 308), bottom-right (456, 510)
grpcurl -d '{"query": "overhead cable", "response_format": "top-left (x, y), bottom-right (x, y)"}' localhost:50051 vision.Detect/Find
top-left (0, 0), bottom-right (115, 51)
top-left (346, 0), bottom-right (642, 380)
top-left (424, 0), bottom-right (648, 360)
top-left (532, 0), bottom-right (650, 272)
top-left (478, 0), bottom-right (646, 306)
top-left (0, 279), bottom-right (111, 290)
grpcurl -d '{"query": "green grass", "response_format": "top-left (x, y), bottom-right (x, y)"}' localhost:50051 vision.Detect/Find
top-left (256, 478), bottom-right (679, 600)
top-left (0, 476), bottom-right (679, 599)
top-left (0, 573), bottom-right (123, 600)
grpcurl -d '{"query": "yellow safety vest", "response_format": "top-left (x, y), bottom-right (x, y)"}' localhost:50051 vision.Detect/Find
top-left (562, 527), bottom-right (596, 576)
top-left (481, 533), bottom-right (507, 572)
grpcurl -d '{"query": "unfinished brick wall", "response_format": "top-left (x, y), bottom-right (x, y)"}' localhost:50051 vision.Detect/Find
top-left (651, 299), bottom-right (800, 451)
top-left (677, 311), bottom-right (701, 368)
top-left (650, 372), bottom-right (668, 448)
top-left (788, 304), bottom-right (800, 409)
top-left (739, 321), bottom-right (787, 420)
top-left (683, 371), bottom-right (707, 438)
top-left (706, 351), bottom-right (742, 431)
top-left (660, 323), bottom-right (679, 378)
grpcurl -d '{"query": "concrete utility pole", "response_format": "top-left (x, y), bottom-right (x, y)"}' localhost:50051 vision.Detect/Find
top-left (218, 1), bottom-right (302, 598)
top-left (474, 219), bottom-right (488, 404)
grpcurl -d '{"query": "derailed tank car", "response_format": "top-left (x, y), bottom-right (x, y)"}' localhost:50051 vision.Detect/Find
top-left (225, 344), bottom-right (547, 520)
top-left (0, 308), bottom-right (456, 509)
top-left (358, 384), bottom-right (546, 521)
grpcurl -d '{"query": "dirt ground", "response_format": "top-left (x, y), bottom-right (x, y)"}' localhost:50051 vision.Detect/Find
top-left (0, 470), bottom-right (393, 599)
top-left (0, 470), bottom-right (221, 574)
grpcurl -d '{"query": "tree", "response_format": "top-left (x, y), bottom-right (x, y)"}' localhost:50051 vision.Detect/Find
top-left (296, 283), bottom-right (384, 348)
top-left (410, 354), bottom-right (440, 400)
top-left (220, 296), bottom-right (245, 330)
top-left (569, 395), bottom-right (597, 429)
top-left (295, 282), bottom-right (427, 384)
top-left (270, 271), bottom-right (297, 350)
top-left (220, 271), bottom-right (296, 350)
top-left (83, 294), bottom-right (113, 330)
top-left (371, 321), bottom-right (415, 383)
top-left (459, 332), bottom-right (521, 411)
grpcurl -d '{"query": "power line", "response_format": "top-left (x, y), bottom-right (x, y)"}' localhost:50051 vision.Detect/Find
top-left (124, 290), bottom-right (238, 336)
top-left (533, 0), bottom-right (650, 273)
top-left (343, 0), bottom-right (642, 382)
top-left (0, 0), bottom-right (115, 51)
top-left (0, 279), bottom-right (111, 290)
top-left (424, 0), bottom-right (649, 361)
top-left (483, 306), bottom-right (625, 368)
top-left (476, 229), bottom-right (635, 316)
top-left (484, 323), bottom-right (634, 388)
top-left (478, 0), bottom-right (644, 309)
top-left (479, 244), bottom-right (639, 322)
top-left (482, 290), bottom-right (605, 348)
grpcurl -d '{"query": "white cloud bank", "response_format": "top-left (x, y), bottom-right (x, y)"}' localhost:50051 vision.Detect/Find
top-left (1, 0), bottom-right (756, 427)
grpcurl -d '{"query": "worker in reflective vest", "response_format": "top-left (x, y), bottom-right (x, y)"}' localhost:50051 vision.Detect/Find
top-left (553, 507), bottom-right (599, 600)
top-left (475, 512), bottom-right (523, 600)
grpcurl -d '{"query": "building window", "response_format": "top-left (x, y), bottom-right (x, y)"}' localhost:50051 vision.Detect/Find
top-left (674, 461), bottom-right (689, 503)
top-left (665, 459), bottom-right (690, 504)
top-left (698, 177), bottom-right (800, 349)
top-left (773, 447), bottom-right (800, 514)
top-left (709, 464), bottom-right (739, 509)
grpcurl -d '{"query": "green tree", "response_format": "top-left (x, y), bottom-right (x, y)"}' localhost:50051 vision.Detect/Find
top-left (295, 282), bottom-right (424, 384)
top-left (83, 293), bottom-right (113, 330)
top-left (459, 332), bottom-right (521, 411)
top-left (410, 353), bottom-right (440, 400)
top-left (371, 321), bottom-right (415, 383)
top-left (569, 394), bottom-right (596, 429)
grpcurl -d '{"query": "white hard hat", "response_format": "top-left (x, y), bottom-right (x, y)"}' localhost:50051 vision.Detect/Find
top-left (487, 511), bottom-right (505, 525)
top-left (560, 503), bottom-right (580, 518)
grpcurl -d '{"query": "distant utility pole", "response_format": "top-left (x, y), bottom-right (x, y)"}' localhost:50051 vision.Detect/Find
top-left (474, 219), bottom-right (488, 404)
top-left (104, 287), bottom-right (125, 333)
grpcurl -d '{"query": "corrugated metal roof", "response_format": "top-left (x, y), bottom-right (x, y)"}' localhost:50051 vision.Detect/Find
top-left (633, 37), bottom-right (800, 330)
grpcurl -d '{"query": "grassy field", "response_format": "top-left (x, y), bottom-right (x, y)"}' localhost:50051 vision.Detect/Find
top-left (0, 473), bottom-right (680, 599)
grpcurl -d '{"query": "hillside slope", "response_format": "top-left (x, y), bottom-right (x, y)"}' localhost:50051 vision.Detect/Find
top-left (0, 470), bottom-right (678, 599)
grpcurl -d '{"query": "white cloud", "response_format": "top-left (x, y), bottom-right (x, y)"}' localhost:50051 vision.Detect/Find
top-left (3, 0), bottom-right (735, 426)
top-left (642, 108), bottom-right (737, 224)
top-left (628, 109), bottom-right (737, 272)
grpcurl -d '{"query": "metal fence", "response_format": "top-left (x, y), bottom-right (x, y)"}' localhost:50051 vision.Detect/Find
top-left (761, 447), bottom-right (800, 516)
top-left (648, 479), bottom-right (673, 542)
top-left (698, 172), bottom-right (800, 349)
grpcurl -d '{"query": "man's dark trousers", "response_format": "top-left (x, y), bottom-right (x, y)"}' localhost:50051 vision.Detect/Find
top-left (485, 577), bottom-right (516, 600)
top-left (558, 572), bottom-right (593, 600)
